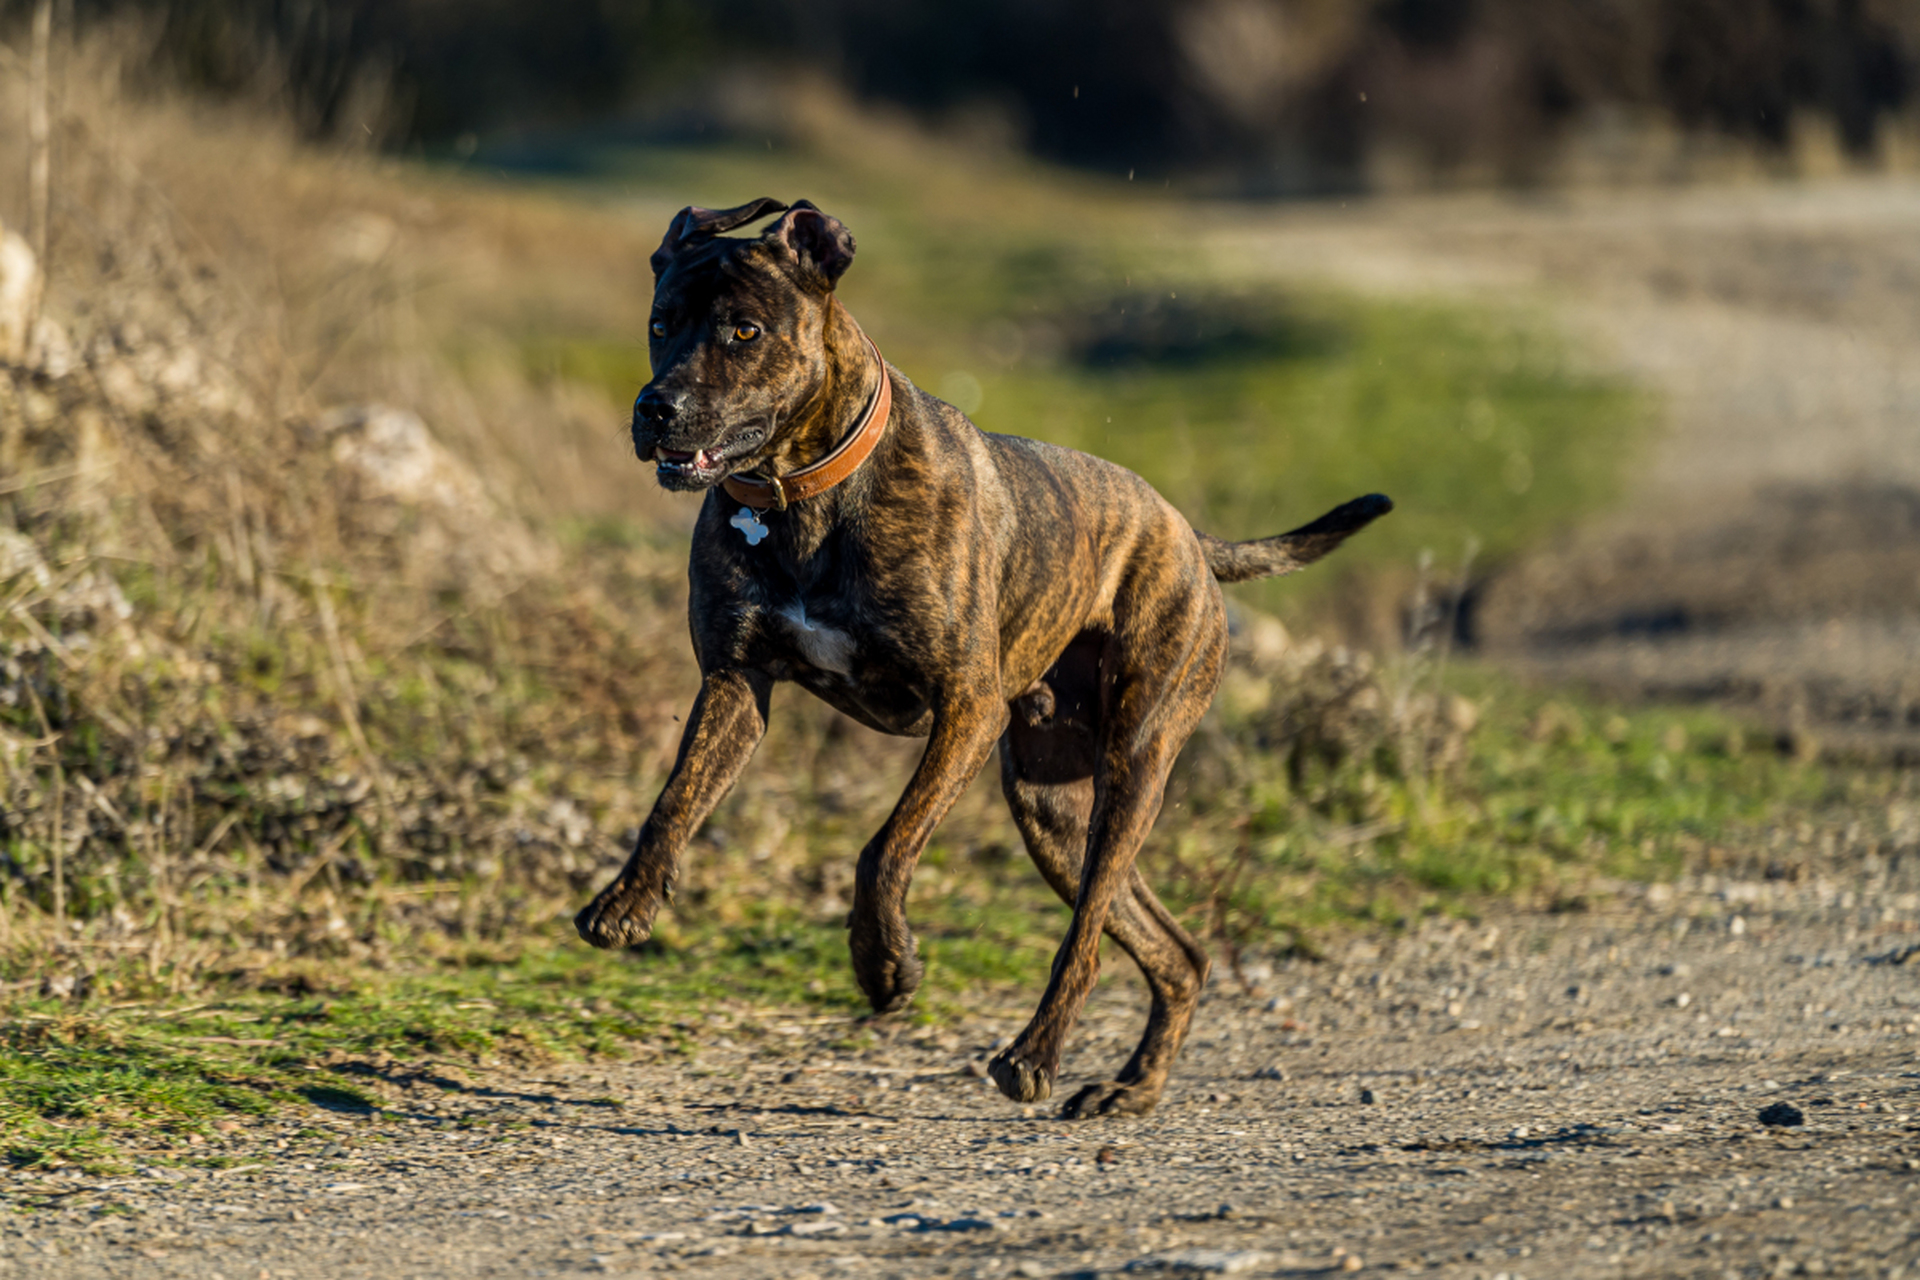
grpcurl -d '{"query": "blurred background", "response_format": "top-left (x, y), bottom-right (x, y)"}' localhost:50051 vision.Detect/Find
top-left (1, 0), bottom-right (1916, 1021)
top-left (49, 0), bottom-right (1920, 187)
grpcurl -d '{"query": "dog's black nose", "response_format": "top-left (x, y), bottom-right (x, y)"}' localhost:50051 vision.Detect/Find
top-left (634, 388), bottom-right (682, 429)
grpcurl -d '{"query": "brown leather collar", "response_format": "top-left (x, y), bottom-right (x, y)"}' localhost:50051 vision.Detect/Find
top-left (721, 332), bottom-right (892, 512)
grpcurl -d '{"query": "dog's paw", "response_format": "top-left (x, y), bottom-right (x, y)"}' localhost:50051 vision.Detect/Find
top-left (573, 877), bottom-right (664, 950)
top-left (988, 1047), bottom-right (1055, 1104)
top-left (848, 909), bottom-right (924, 1013)
top-left (852, 939), bottom-right (924, 1014)
top-left (1060, 1079), bottom-right (1160, 1120)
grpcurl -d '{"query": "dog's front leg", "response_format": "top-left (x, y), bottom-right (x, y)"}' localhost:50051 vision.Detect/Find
top-left (848, 693), bottom-right (1008, 1013)
top-left (575, 668), bottom-right (772, 949)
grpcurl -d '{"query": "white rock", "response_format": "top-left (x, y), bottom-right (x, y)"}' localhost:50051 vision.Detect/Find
top-left (327, 405), bottom-right (484, 511)
top-left (320, 402), bottom-right (554, 590)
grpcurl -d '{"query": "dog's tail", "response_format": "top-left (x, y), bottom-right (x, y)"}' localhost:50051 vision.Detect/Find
top-left (1196, 493), bottom-right (1393, 584)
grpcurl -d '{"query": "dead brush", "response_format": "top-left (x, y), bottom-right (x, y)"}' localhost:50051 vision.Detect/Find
top-left (0, 27), bottom-right (700, 1000)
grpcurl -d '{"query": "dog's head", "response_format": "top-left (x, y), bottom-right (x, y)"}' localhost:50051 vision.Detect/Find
top-left (633, 197), bottom-right (859, 490)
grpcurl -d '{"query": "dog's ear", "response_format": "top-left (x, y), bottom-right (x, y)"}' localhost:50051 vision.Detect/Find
top-left (650, 197), bottom-right (788, 276)
top-left (767, 200), bottom-right (856, 289)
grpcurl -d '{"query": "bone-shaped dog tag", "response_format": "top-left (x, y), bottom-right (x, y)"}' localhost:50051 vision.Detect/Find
top-left (730, 507), bottom-right (770, 546)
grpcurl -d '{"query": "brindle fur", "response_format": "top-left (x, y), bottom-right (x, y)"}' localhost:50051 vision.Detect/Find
top-left (575, 198), bottom-right (1390, 1118)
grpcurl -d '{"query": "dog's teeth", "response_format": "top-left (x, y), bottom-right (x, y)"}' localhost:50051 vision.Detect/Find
top-left (695, 449), bottom-right (712, 469)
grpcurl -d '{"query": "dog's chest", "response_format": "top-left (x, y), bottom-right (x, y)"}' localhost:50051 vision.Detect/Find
top-left (773, 599), bottom-right (856, 675)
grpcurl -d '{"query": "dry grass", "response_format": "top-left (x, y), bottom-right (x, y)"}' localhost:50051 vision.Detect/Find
top-left (0, 30), bottom-right (711, 999)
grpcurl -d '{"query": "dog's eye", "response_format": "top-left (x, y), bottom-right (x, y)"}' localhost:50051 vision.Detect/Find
top-left (732, 324), bottom-right (760, 342)
top-left (649, 320), bottom-right (667, 340)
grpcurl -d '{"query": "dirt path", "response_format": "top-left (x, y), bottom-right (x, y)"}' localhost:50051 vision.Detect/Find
top-left (1210, 178), bottom-right (1920, 757)
top-left (8, 841), bottom-right (1920, 1278)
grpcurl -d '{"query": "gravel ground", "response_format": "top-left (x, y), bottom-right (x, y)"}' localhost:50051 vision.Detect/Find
top-left (8, 851), bottom-right (1920, 1279)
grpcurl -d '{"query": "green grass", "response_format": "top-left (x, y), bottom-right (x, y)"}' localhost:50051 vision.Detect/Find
top-left (984, 294), bottom-right (1639, 622)
top-left (1161, 670), bottom-right (1863, 937)
top-left (1, 1020), bottom-right (289, 1174)
top-left (0, 895), bottom-right (1064, 1174)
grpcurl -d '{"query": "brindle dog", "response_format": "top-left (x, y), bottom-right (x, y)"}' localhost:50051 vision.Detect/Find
top-left (576, 197), bottom-right (1390, 1118)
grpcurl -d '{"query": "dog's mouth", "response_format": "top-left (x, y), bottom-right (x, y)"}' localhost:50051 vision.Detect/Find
top-left (640, 430), bottom-right (766, 490)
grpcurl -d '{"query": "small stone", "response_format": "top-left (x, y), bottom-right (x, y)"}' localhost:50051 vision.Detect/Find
top-left (1342, 1256), bottom-right (1365, 1272)
top-left (1776, 1196), bottom-right (1795, 1209)
top-left (1759, 1102), bottom-right (1805, 1127)
top-left (1096, 1145), bottom-right (1120, 1165)
top-left (1359, 1088), bottom-right (1377, 1105)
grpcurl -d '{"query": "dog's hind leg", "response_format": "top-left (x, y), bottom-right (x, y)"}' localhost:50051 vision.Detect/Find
top-left (989, 588), bottom-right (1225, 1114)
top-left (1060, 870), bottom-right (1211, 1117)
top-left (999, 745), bottom-right (1211, 1117)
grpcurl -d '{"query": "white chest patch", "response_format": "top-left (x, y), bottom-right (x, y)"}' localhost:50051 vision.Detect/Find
top-left (777, 602), bottom-right (856, 676)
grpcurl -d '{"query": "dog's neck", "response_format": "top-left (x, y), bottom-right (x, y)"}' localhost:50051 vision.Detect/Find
top-left (754, 297), bottom-right (882, 484)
